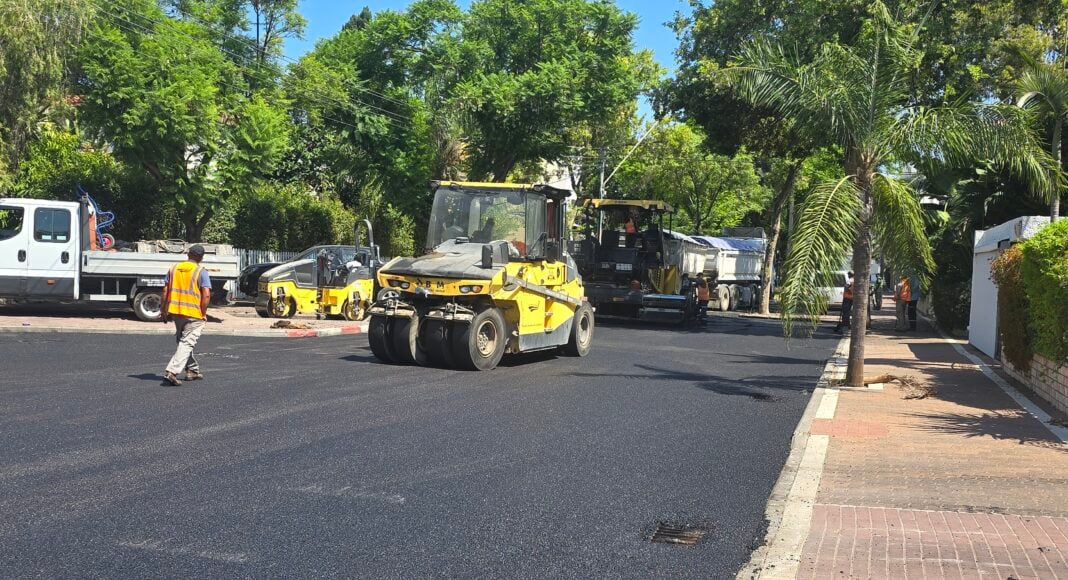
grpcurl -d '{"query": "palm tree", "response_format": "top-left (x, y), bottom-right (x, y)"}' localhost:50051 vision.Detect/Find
top-left (1016, 54), bottom-right (1068, 221)
top-left (724, 2), bottom-right (1056, 386)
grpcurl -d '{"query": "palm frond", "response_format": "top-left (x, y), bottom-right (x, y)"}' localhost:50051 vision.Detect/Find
top-left (893, 104), bottom-right (1060, 200)
top-left (722, 39), bottom-right (852, 145)
top-left (1016, 65), bottom-right (1068, 117)
top-left (870, 174), bottom-right (934, 286)
top-left (778, 176), bottom-right (861, 337)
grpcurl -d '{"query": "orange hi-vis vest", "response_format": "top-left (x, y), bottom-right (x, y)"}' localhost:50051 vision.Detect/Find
top-left (168, 261), bottom-right (206, 319)
top-left (696, 282), bottom-right (710, 301)
top-left (843, 281), bottom-right (854, 301)
top-left (900, 278), bottom-right (912, 302)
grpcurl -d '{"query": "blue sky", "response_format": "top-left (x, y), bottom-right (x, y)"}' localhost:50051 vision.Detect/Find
top-left (284, 0), bottom-right (692, 74)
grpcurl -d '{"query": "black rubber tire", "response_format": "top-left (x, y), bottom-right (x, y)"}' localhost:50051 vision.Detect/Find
top-left (392, 314), bottom-right (428, 365)
top-left (716, 285), bottom-right (730, 311)
top-left (255, 307), bottom-right (270, 318)
top-left (451, 307), bottom-right (507, 371)
top-left (132, 290), bottom-right (163, 322)
top-left (422, 318), bottom-right (455, 368)
top-left (368, 315), bottom-right (396, 363)
top-left (563, 303), bottom-right (594, 357)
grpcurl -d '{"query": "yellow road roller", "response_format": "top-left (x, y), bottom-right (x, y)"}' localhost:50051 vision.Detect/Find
top-left (367, 181), bottom-right (593, 370)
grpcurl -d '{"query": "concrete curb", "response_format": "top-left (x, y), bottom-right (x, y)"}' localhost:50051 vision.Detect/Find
top-left (737, 336), bottom-right (849, 580)
top-left (0, 322), bottom-right (367, 339)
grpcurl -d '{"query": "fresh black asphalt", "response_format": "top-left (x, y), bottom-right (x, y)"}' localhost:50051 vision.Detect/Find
top-left (0, 315), bottom-right (839, 578)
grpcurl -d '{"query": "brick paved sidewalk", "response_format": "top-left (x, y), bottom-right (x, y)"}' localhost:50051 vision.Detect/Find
top-left (797, 315), bottom-right (1068, 579)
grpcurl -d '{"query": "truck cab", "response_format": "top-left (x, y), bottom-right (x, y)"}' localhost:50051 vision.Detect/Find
top-left (0, 198), bottom-right (82, 300)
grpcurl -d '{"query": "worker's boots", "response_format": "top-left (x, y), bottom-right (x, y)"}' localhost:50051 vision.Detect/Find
top-left (163, 371), bottom-right (182, 386)
top-left (185, 370), bottom-right (205, 381)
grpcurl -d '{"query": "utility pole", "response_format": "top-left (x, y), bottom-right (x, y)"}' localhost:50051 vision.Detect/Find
top-left (597, 147), bottom-right (606, 240)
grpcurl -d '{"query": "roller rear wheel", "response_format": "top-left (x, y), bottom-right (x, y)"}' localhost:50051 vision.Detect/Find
top-left (368, 315), bottom-right (396, 363)
top-left (452, 307), bottom-right (507, 371)
top-left (563, 303), bottom-right (594, 357)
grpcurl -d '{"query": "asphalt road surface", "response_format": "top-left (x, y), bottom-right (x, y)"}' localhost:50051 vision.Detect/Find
top-left (0, 315), bottom-right (839, 578)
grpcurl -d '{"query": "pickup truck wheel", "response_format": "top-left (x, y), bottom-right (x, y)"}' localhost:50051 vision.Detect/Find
top-left (133, 290), bottom-right (163, 322)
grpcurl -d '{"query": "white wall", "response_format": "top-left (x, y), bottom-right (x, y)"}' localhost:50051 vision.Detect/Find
top-left (967, 216), bottom-right (1050, 359)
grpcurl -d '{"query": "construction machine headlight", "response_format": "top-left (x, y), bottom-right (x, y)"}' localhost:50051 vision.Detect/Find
top-left (459, 285), bottom-right (484, 294)
top-left (387, 279), bottom-right (411, 289)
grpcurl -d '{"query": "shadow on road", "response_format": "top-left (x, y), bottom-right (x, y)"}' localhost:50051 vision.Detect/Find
top-left (567, 362), bottom-right (817, 401)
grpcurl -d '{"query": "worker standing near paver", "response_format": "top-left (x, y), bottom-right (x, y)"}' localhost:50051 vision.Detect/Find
top-left (907, 274), bottom-right (921, 331)
top-left (834, 271), bottom-right (854, 333)
top-left (695, 273), bottom-right (711, 325)
top-left (160, 244), bottom-right (212, 386)
top-left (894, 274), bottom-right (911, 331)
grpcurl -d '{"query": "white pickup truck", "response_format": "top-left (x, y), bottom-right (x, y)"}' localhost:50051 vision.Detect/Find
top-left (0, 197), bottom-right (239, 321)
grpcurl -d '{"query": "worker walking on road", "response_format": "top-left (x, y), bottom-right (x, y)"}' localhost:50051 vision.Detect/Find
top-left (894, 275), bottom-right (911, 331)
top-left (161, 244), bottom-right (212, 386)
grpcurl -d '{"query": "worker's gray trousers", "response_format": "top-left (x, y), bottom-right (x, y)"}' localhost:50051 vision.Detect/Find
top-left (894, 300), bottom-right (908, 331)
top-left (166, 316), bottom-right (205, 375)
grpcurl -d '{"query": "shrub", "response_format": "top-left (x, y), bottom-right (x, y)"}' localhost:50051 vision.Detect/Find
top-left (1020, 219), bottom-right (1068, 361)
top-left (990, 246), bottom-right (1033, 371)
top-left (930, 227), bottom-right (973, 333)
top-left (230, 185), bottom-right (358, 251)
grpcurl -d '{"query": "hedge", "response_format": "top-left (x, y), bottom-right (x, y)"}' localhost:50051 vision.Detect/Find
top-left (990, 246), bottom-right (1032, 370)
top-left (1020, 219), bottom-right (1068, 361)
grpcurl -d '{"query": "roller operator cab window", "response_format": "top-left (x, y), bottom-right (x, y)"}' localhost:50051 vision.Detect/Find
top-left (427, 188), bottom-right (547, 259)
top-left (33, 208), bottom-right (70, 243)
top-left (0, 206), bottom-right (24, 241)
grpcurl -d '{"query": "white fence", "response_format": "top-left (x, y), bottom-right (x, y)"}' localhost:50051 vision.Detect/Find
top-left (236, 248), bottom-right (298, 270)
top-left (226, 248), bottom-right (299, 302)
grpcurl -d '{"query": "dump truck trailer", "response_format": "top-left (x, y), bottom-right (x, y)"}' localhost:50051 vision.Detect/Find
top-left (0, 197), bottom-right (239, 321)
top-left (692, 234), bottom-right (767, 311)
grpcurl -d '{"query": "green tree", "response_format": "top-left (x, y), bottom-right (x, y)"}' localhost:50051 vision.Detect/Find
top-left (455, 0), bottom-right (649, 181)
top-left (1016, 54), bottom-right (1068, 220)
top-left (615, 123), bottom-right (768, 234)
top-left (78, 1), bottom-right (291, 241)
top-left (724, 2), bottom-right (1056, 385)
top-left (0, 0), bottom-right (88, 175)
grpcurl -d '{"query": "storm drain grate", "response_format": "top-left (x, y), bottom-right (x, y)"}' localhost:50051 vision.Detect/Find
top-left (649, 522), bottom-right (709, 547)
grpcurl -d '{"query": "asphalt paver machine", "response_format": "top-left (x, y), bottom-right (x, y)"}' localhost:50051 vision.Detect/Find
top-left (367, 181), bottom-right (593, 370)
top-left (569, 199), bottom-right (706, 323)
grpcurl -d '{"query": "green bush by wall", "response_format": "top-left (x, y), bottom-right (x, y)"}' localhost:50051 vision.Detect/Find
top-left (990, 246), bottom-right (1033, 370)
top-left (1020, 219), bottom-right (1068, 362)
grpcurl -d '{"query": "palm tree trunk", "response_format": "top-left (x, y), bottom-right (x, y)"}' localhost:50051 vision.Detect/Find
top-left (1052, 118), bottom-right (1062, 222)
top-left (846, 168), bottom-right (875, 387)
top-left (759, 161), bottom-right (801, 315)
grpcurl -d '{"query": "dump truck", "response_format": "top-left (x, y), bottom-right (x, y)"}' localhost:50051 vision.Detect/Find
top-left (367, 181), bottom-right (593, 371)
top-left (569, 199), bottom-right (707, 322)
top-left (692, 231), bottom-right (767, 311)
top-left (0, 197), bottom-right (239, 321)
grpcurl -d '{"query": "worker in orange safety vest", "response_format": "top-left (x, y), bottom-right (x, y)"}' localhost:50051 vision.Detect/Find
top-left (160, 244), bottom-right (212, 386)
top-left (834, 271), bottom-right (855, 333)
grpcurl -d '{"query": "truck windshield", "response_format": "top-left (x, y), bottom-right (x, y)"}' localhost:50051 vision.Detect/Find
top-left (426, 188), bottom-right (546, 258)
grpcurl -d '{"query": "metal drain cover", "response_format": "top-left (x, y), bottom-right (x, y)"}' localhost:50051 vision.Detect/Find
top-left (649, 522), bottom-right (709, 547)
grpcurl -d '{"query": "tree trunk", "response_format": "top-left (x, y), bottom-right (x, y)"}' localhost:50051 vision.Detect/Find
top-left (1052, 118), bottom-right (1062, 222)
top-left (182, 208), bottom-right (214, 243)
top-left (759, 161), bottom-right (801, 315)
top-left (846, 167), bottom-right (875, 387)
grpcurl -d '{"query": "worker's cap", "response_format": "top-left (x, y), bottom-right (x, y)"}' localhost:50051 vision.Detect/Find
top-left (188, 244), bottom-right (206, 257)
